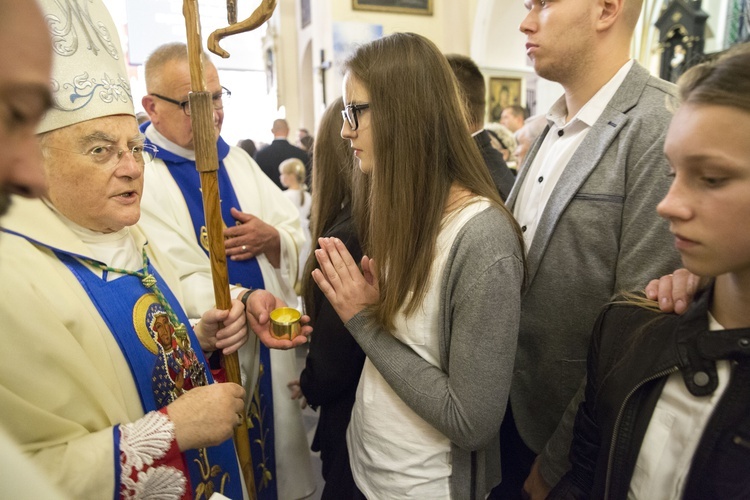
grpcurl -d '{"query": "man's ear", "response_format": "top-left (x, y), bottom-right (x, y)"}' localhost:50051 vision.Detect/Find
top-left (141, 95), bottom-right (157, 120)
top-left (596, 0), bottom-right (624, 32)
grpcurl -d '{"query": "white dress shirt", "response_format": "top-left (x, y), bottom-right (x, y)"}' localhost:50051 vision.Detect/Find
top-left (628, 314), bottom-right (731, 499)
top-left (513, 60), bottom-right (634, 249)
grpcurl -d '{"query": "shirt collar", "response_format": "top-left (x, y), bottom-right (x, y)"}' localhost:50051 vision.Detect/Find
top-left (143, 122), bottom-right (230, 163)
top-left (144, 123), bottom-right (197, 161)
top-left (546, 60), bottom-right (635, 129)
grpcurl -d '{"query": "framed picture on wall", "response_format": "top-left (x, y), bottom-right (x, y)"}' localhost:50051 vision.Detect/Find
top-left (488, 77), bottom-right (523, 122)
top-left (352, 0), bottom-right (433, 16)
top-left (300, 0), bottom-right (311, 28)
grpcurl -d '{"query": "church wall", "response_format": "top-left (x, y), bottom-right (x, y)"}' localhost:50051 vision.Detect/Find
top-left (276, 0), bottom-right (479, 134)
top-left (267, 0), bottom-right (734, 138)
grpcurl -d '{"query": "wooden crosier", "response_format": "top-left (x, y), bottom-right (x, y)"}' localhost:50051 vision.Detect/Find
top-left (181, 0), bottom-right (277, 498)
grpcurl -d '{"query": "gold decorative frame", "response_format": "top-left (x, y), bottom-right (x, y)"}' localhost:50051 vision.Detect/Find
top-left (352, 0), bottom-right (433, 16)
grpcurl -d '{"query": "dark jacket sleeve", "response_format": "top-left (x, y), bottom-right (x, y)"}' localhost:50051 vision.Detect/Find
top-left (475, 130), bottom-right (515, 201)
top-left (549, 306), bottom-right (612, 499)
top-left (299, 221), bottom-right (366, 408)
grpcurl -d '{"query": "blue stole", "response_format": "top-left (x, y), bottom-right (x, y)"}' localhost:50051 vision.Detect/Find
top-left (143, 124), bottom-right (278, 499)
top-left (52, 249), bottom-right (243, 500)
top-left (142, 129), bottom-right (265, 290)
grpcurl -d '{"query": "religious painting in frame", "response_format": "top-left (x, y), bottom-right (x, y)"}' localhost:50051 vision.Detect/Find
top-left (487, 77), bottom-right (523, 123)
top-left (352, 0), bottom-right (433, 16)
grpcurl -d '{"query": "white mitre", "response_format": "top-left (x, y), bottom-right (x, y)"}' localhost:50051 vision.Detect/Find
top-left (37, 0), bottom-right (135, 134)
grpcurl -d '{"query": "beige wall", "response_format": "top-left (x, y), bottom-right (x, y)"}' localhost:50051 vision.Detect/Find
top-left (325, 0), bottom-right (474, 48)
top-left (270, 0), bottom-right (730, 134)
top-left (274, 0), bottom-right (561, 132)
top-left (101, 0), bottom-right (731, 142)
top-left (274, 0), bottom-right (481, 134)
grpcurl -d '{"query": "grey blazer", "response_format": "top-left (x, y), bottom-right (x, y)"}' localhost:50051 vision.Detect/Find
top-left (505, 62), bottom-right (683, 456)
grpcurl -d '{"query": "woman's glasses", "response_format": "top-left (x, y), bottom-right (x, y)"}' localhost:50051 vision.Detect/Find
top-left (342, 103), bottom-right (370, 131)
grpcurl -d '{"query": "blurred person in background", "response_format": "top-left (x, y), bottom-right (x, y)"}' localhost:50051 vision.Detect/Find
top-left (513, 114), bottom-right (547, 170)
top-left (237, 138), bottom-right (257, 159)
top-left (500, 104), bottom-right (526, 133)
top-left (446, 54), bottom-right (516, 200)
top-left (0, 0), bottom-right (61, 495)
top-left (279, 157), bottom-right (312, 290)
top-left (255, 118), bottom-right (310, 190)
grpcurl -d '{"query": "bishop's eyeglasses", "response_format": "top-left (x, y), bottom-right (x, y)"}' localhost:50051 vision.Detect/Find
top-left (45, 143), bottom-right (159, 169)
top-left (342, 103), bottom-right (370, 131)
top-left (150, 87), bottom-right (231, 116)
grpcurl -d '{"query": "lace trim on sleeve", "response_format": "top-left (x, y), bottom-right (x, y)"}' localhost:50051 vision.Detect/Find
top-left (119, 411), bottom-right (186, 499)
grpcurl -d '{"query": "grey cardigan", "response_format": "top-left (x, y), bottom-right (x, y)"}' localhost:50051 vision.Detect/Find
top-left (345, 206), bottom-right (524, 499)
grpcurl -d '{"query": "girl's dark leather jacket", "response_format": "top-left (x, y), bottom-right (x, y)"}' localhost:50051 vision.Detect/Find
top-left (549, 287), bottom-right (750, 499)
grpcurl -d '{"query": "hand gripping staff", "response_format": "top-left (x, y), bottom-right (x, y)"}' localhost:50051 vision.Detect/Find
top-left (181, 1), bottom-right (277, 498)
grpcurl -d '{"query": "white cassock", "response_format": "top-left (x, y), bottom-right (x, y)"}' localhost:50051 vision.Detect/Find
top-left (139, 124), bottom-right (315, 500)
top-left (0, 196), bottom-right (250, 499)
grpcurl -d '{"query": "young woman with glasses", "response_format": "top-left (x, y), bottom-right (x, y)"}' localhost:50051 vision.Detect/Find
top-left (312, 32), bottom-right (526, 499)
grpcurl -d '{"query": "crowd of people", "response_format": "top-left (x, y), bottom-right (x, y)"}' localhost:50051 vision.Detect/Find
top-left (1, 0), bottom-right (749, 499)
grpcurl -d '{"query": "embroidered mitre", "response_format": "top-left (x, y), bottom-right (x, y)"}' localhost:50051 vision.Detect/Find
top-left (37, 0), bottom-right (135, 134)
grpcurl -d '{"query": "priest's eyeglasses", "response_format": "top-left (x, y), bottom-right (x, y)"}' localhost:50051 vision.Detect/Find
top-left (46, 144), bottom-right (159, 168)
top-left (150, 87), bottom-right (231, 116)
top-left (342, 103), bottom-right (370, 131)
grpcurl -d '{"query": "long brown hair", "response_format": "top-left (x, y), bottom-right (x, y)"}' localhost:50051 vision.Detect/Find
top-left (344, 33), bottom-right (525, 330)
top-left (302, 98), bottom-right (357, 318)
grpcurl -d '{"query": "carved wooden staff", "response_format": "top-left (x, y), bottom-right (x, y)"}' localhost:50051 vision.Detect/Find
top-left (181, 0), bottom-right (276, 497)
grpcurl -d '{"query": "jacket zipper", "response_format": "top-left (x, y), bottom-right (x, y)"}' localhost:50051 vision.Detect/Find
top-left (604, 366), bottom-right (679, 498)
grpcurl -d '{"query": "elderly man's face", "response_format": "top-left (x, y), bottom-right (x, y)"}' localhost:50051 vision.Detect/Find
top-left (514, 129), bottom-right (532, 167)
top-left (43, 115), bottom-right (145, 233)
top-left (144, 60), bottom-right (224, 150)
top-left (0, 0), bottom-right (53, 216)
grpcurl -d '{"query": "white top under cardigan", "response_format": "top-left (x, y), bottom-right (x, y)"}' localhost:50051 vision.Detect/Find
top-left (282, 188), bottom-right (312, 286)
top-left (628, 314), bottom-right (730, 500)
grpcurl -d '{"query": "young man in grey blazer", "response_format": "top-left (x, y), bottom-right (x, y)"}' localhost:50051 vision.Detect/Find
top-left (492, 0), bottom-right (683, 497)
